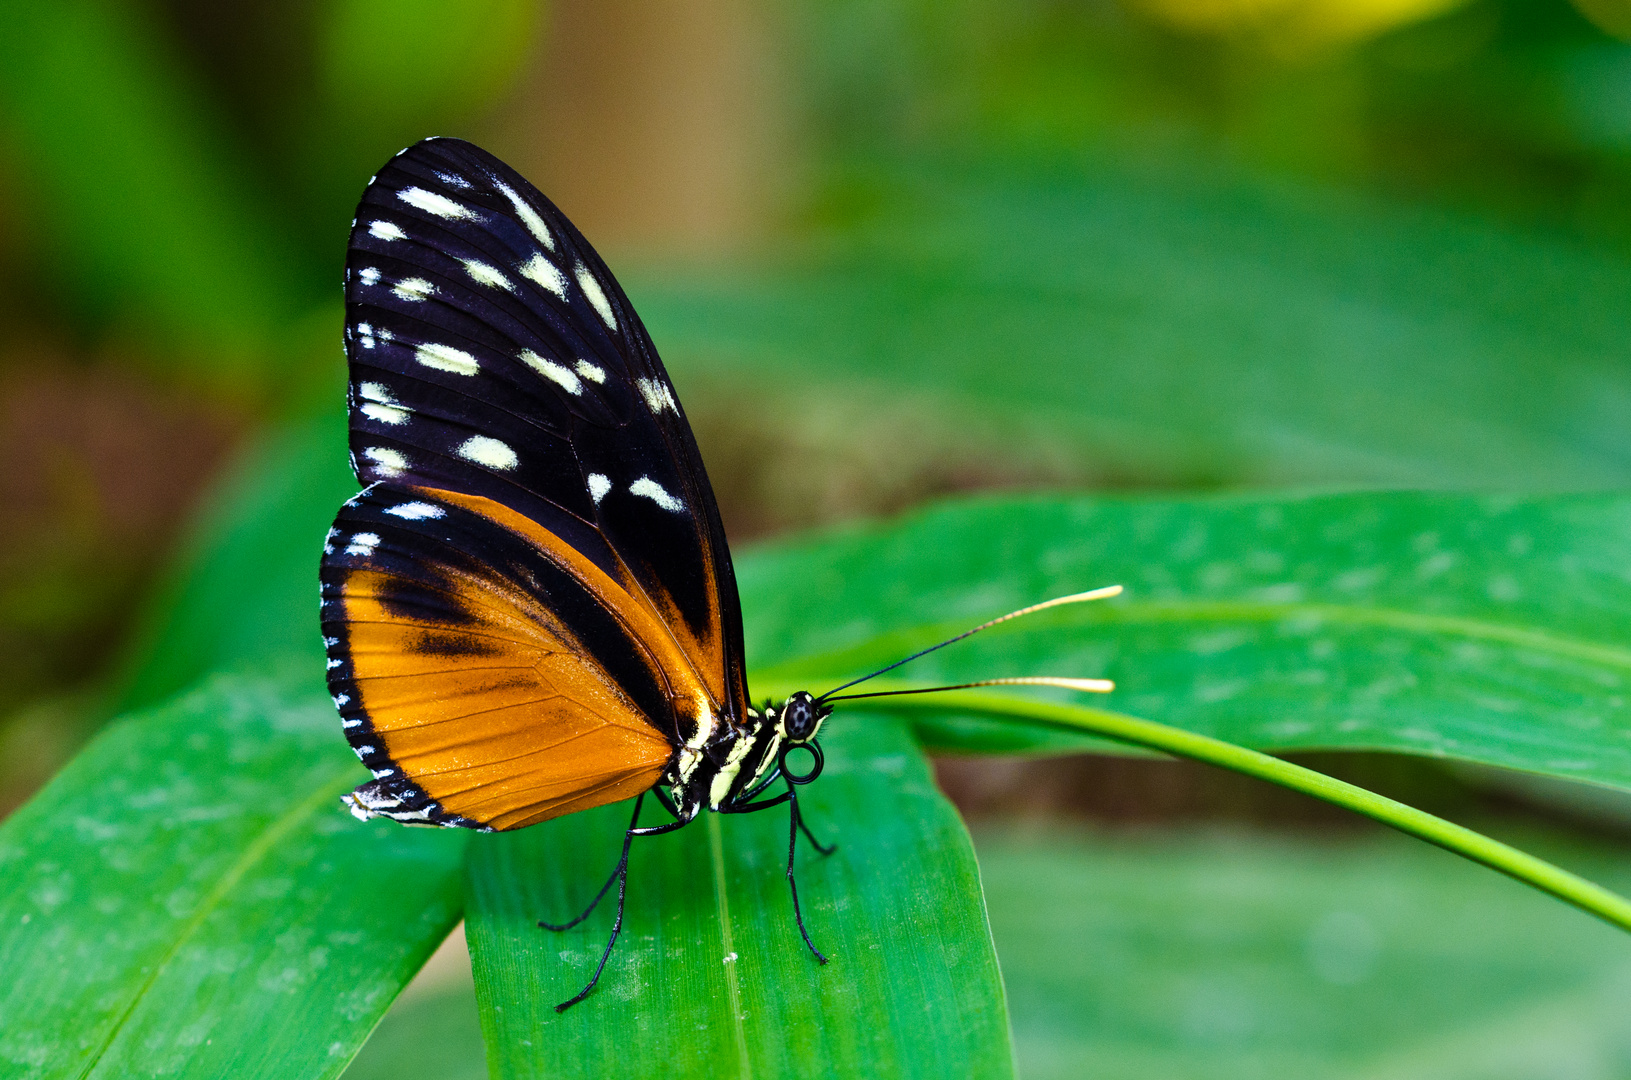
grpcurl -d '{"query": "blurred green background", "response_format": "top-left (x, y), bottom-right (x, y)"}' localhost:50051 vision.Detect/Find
top-left (4, 0), bottom-right (1631, 1075)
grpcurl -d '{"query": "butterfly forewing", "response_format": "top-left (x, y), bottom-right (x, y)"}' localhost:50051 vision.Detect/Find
top-left (325, 138), bottom-right (747, 828)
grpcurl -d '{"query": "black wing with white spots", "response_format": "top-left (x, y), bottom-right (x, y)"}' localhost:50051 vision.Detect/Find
top-left (339, 137), bottom-right (747, 728)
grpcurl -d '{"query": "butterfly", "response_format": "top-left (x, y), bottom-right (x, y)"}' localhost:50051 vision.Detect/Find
top-left (319, 137), bottom-right (1119, 1010)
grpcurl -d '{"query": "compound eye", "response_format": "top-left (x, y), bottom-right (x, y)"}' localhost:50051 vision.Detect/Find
top-left (783, 694), bottom-right (817, 741)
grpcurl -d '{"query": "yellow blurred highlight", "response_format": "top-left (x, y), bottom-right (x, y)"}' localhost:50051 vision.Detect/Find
top-left (1128, 0), bottom-right (1475, 51)
top-left (319, 0), bottom-right (540, 129)
top-left (1569, 0), bottom-right (1631, 41)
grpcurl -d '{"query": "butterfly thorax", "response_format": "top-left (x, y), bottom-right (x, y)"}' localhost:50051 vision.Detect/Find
top-left (667, 690), bottom-right (829, 821)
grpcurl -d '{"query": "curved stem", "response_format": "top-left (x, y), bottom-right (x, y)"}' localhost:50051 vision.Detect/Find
top-left (760, 679), bottom-right (1631, 935)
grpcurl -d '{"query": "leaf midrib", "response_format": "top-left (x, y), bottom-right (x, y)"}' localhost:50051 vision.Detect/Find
top-left (707, 814), bottom-right (752, 1080)
top-left (77, 765), bottom-right (358, 1079)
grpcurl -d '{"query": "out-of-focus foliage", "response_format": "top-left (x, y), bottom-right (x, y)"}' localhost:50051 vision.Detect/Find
top-left (642, 159), bottom-right (1631, 527)
top-left (0, 0), bottom-right (543, 803)
top-left (782, 0), bottom-right (1631, 246)
top-left (986, 825), bottom-right (1631, 1080)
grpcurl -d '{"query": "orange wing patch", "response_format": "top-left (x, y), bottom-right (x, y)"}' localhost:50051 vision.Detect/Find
top-left (324, 486), bottom-right (717, 831)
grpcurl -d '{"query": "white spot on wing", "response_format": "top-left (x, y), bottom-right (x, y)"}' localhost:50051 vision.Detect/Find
top-left (398, 186), bottom-right (475, 220)
top-left (354, 322), bottom-right (377, 349)
top-left (386, 501), bottom-right (444, 520)
top-left (342, 717), bottom-right (362, 729)
top-left (636, 378), bottom-right (678, 414)
top-left (357, 381), bottom-right (410, 424)
top-left (463, 259), bottom-right (514, 291)
top-left (393, 277), bottom-right (435, 302)
top-left (363, 446), bottom-right (408, 476)
top-left (575, 263), bottom-right (617, 328)
top-left (457, 435), bottom-right (518, 470)
top-left (587, 473), bottom-right (611, 504)
top-left (360, 401), bottom-right (407, 424)
top-left (629, 476), bottom-right (684, 512)
top-left (415, 342), bottom-right (478, 375)
top-left (358, 267), bottom-right (381, 286)
top-left (519, 350), bottom-right (581, 394)
top-left (368, 220), bottom-right (407, 241)
top-left (494, 181), bottom-right (556, 250)
top-left (575, 360), bottom-right (606, 384)
top-left (519, 254), bottom-right (567, 299)
top-left (345, 532), bottom-right (381, 556)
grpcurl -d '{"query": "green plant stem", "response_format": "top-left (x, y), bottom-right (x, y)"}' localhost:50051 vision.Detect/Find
top-left (763, 679), bottom-right (1631, 935)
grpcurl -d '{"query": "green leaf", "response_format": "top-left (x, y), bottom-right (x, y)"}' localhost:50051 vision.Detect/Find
top-left (739, 491), bottom-right (1631, 791)
top-left (637, 164), bottom-right (1631, 490)
top-left (978, 825), bottom-right (1631, 1080)
top-left (0, 672), bottom-right (466, 1080)
top-left (464, 714), bottom-right (1012, 1079)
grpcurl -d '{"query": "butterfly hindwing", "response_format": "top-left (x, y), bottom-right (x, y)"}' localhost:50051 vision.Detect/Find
top-left (321, 484), bottom-right (721, 831)
top-left (339, 137), bottom-right (746, 754)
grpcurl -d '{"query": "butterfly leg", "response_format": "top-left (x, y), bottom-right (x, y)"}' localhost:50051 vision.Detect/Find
top-left (553, 792), bottom-right (695, 1012)
top-left (724, 788), bottom-right (836, 858)
top-left (650, 783), bottom-right (684, 821)
top-left (717, 788), bottom-right (831, 962)
top-left (795, 806), bottom-right (837, 857)
top-left (784, 783), bottom-right (829, 964)
top-left (538, 793), bottom-right (647, 933)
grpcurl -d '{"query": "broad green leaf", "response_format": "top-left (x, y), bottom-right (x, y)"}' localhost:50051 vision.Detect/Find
top-left (0, 673), bottom-right (466, 1080)
top-left (740, 491), bottom-right (1631, 791)
top-left (978, 824), bottom-right (1631, 1080)
top-left (636, 164), bottom-right (1631, 491)
top-left (465, 714), bottom-right (1012, 1079)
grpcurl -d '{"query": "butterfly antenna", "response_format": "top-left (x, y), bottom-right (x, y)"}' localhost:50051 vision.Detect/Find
top-left (814, 586), bottom-right (1123, 703)
top-left (823, 675), bottom-right (1115, 703)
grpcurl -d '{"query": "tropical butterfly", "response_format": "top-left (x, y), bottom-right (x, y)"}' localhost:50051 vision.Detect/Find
top-left (319, 137), bottom-right (1119, 1010)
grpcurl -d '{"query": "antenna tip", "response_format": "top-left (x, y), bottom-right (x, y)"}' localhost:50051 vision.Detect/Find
top-left (971, 676), bottom-right (1115, 694)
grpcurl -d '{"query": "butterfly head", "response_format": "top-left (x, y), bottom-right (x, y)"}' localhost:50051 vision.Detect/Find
top-left (767, 690), bottom-right (831, 789)
top-left (777, 690), bottom-right (831, 745)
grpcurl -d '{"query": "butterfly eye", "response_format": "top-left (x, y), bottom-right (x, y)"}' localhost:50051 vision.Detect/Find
top-left (781, 691), bottom-right (822, 742)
